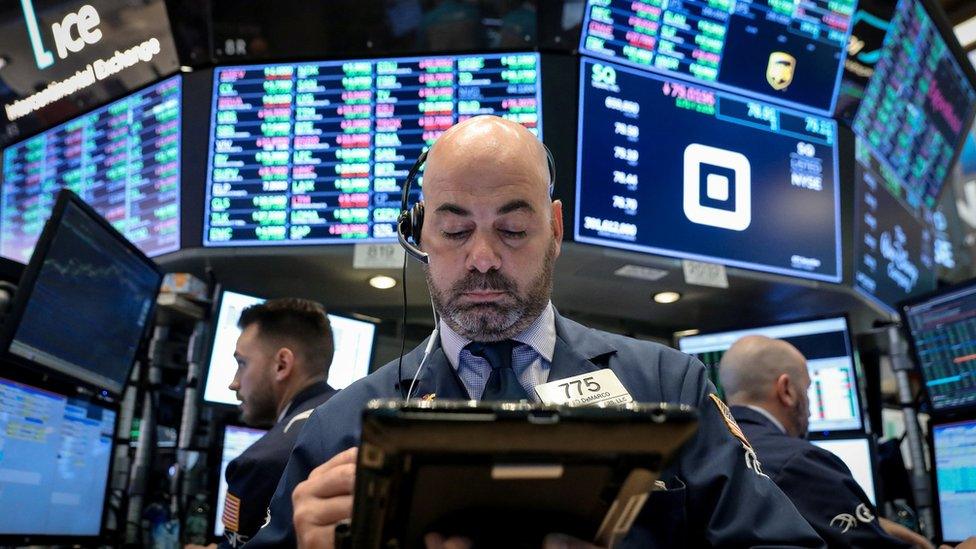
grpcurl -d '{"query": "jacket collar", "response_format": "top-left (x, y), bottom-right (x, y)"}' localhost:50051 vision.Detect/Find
top-left (398, 310), bottom-right (619, 399)
top-left (282, 380), bottom-right (335, 419)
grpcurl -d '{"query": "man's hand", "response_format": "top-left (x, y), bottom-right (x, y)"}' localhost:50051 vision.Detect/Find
top-left (423, 533), bottom-right (602, 549)
top-left (293, 447), bottom-right (358, 549)
top-left (878, 517), bottom-right (934, 549)
top-left (941, 536), bottom-right (976, 549)
top-left (184, 544), bottom-right (217, 549)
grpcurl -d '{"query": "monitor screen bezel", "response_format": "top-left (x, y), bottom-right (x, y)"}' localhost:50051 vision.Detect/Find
top-left (0, 189), bottom-right (164, 397)
top-left (927, 416), bottom-right (976, 545)
top-left (898, 277), bottom-right (976, 415)
top-left (200, 288), bottom-right (378, 407)
top-left (0, 368), bottom-right (120, 544)
top-left (674, 313), bottom-right (867, 436)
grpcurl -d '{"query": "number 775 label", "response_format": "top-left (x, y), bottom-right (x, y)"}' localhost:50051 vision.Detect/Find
top-left (534, 369), bottom-right (633, 406)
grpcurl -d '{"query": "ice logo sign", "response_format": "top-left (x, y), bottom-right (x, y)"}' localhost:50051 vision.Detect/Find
top-left (20, 0), bottom-right (103, 70)
top-left (683, 143), bottom-right (752, 231)
top-left (880, 225), bottom-right (919, 293)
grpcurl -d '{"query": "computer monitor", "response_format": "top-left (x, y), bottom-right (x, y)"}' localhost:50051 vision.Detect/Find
top-left (204, 52), bottom-right (542, 247)
top-left (577, 0), bottom-right (855, 115)
top-left (900, 280), bottom-right (976, 412)
top-left (0, 76), bottom-right (182, 263)
top-left (854, 139), bottom-right (937, 312)
top-left (0, 375), bottom-right (117, 540)
top-left (810, 437), bottom-right (878, 504)
top-left (834, 0), bottom-right (899, 123)
top-left (852, 0), bottom-right (976, 212)
top-left (575, 58), bottom-right (841, 282)
top-left (213, 424), bottom-right (267, 537)
top-left (931, 418), bottom-right (976, 544)
top-left (202, 291), bottom-right (377, 406)
top-left (2, 190), bottom-right (163, 396)
top-left (677, 316), bottom-right (863, 433)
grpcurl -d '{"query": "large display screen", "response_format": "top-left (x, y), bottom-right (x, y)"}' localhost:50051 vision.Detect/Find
top-left (1, 76), bottom-right (181, 263)
top-left (204, 52), bottom-right (542, 247)
top-left (901, 282), bottom-right (976, 411)
top-left (677, 317), bottom-right (863, 433)
top-left (578, 0), bottom-right (856, 115)
top-left (854, 140), bottom-right (937, 311)
top-left (203, 291), bottom-right (376, 406)
top-left (0, 376), bottom-right (115, 537)
top-left (834, 0), bottom-right (898, 123)
top-left (811, 437), bottom-right (877, 504)
top-left (852, 0), bottom-right (976, 212)
top-left (8, 194), bottom-right (162, 396)
top-left (933, 419), bottom-right (976, 543)
top-left (214, 424), bottom-right (267, 537)
top-left (575, 59), bottom-right (840, 282)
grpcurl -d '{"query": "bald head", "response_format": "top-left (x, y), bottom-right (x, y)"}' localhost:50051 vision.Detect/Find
top-left (719, 336), bottom-right (808, 404)
top-left (424, 115), bottom-right (550, 207)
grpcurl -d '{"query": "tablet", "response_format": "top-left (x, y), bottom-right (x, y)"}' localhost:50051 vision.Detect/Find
top-left (347, 399), bottom-right (699, 548)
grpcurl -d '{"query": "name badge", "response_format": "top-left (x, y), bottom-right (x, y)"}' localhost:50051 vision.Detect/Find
top-left (534, 369), bottom-right (633, 406)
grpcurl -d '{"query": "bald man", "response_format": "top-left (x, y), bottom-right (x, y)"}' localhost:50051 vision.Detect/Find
top-left (246, 116), bottom-right (824, 548)
top-left (719, 335), bottom-right (931, 549)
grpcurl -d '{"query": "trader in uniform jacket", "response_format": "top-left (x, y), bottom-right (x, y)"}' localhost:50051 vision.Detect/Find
top-left (246, 116), bottom-right (825, 548)
top-left (195, 298), bottom-right (338, 549)
top-left (719, 335), bottom-right (933, 548)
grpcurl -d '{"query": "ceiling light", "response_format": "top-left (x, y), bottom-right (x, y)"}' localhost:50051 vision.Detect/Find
top-left (368, 275), bottom-right (397, 289)
top-left (653, 291), bottom-right (681, 304)
top-left (674, 329), bottom-right (699, 338)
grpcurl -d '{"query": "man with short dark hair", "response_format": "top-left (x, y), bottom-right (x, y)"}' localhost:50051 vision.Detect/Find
top-left (216, 298), bottom-right (338, 548)
top-left (719, 335), bottom-right (932, 548)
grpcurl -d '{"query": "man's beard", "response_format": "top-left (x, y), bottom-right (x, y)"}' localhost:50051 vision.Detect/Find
top-left (241, 384), bottom-right (277, 427)
top-left (426, 241), bottom-right (556, 342)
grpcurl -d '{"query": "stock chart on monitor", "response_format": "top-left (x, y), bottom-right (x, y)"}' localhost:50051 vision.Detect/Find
top-left (678, 317), bottom-right (863, 433)
top-left (854, 140), bottom-right (937, 311)
top-left (902, 283), bottom-right (976, 411)
top-left (204, 53), bottom-right (541, 246)
top-left (578, 0), bottom-right (856, 114)
top-left (0, 77), bottom-right (181, 263)
top-left (575, 58), bottom-right (840, 282)
top-left (852, 0), bottom-right (976, 212)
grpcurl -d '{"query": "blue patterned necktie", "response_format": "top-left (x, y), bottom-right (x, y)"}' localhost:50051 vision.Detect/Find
top-left (465, 340), bottom-right (529, 401)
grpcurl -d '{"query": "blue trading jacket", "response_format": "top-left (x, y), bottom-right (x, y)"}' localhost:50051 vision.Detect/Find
top-left (247, 313), bottom-right (825, 548)
top-left (730, 405), bottom-right (911, 549)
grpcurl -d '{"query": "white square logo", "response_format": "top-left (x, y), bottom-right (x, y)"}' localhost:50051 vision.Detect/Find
top-left (683, 143), bottom-right (752, 231)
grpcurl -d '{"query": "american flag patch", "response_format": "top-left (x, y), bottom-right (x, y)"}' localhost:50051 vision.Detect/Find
top-left (708, 394), bottom-right (753, 451)
top-left (222, 492), bottom-right (241, 533)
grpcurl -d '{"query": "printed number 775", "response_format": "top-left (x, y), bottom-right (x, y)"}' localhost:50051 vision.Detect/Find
top-left (560, 377), bottom-right (601, 399)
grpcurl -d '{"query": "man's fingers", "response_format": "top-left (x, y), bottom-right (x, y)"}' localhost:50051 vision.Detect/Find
top-left (307, 447), bottom-right (358, 482)
top-left (424, 533), bottom-right (473, 549)
top-left (296, 523), bottom-right (335, 549)
top-left (293, 493), bottom-right (353, 529)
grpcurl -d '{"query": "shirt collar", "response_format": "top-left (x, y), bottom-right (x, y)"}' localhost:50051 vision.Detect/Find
top-left (745, 404), bottom-right (787, 434)
top-left (439, 301), bottom-right (556, 371)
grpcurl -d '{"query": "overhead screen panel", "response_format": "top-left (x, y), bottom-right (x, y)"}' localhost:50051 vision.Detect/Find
top-left (854, 140), bottom-right (937, 312)
top-left (932, 419), bottom-right (976, 543)
top-left (203, 291), bottom-right (377, 406)
top-left (578, 0), bottom-right (856, 115)
top-left (0, 376), bottom-right (115, 537)
top-left (677, 317), bottom-right (863, 433)
top-left (901, 283), bottom-right (976, 412)
top-left (852, 0), bottom-right (976, 212)
top-left (576, 59), bottom-right (840, 282)
top-left (0, 76), bottom-right (181, 263)
top-left (204, 52), bottom-right (542, 247)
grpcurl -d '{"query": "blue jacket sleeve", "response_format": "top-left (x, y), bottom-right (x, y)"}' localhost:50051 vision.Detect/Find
top-left (774, 447), bottom-right (911, 548)
top-left (627, 354), bottom-right (826, 548)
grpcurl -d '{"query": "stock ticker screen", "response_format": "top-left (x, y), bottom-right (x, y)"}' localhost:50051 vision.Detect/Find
top-left (204, 53), bottom-right (542, 246)
top-left (578, 0), bottom-right (856, 114)
top-left (902, 282), bottom-right (976, 411)
top-left (0, 77), bottom-right (181, 264)
top-left (852, 0), bottom-right (976, 212)
top-left (854, 140), bottom-right (937, 312)
top-left (575, 59), bottom-right (840, 282)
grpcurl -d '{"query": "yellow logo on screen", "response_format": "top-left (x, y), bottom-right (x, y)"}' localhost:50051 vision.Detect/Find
top-left (766, 52), bottom-right (796, 91)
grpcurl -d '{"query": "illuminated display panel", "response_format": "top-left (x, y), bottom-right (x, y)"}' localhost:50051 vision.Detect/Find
top-left (854, 140), bottom-right (937, 312)
top-left (204, 53), bottom-right (542, 247)
top-left (0, 76), bottom-right (181, 263)
top-left (852, 0), bottom-right (976, 211)
top-left (575, 58), bottom-right (840, 282)
top-left (578, 0), bottom-right (856, 114)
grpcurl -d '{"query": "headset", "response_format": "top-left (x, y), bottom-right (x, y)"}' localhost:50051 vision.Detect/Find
top-left (396, 144), bottom-right (558, 264)
top-left (395, 141), bottom-right (557, 398)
